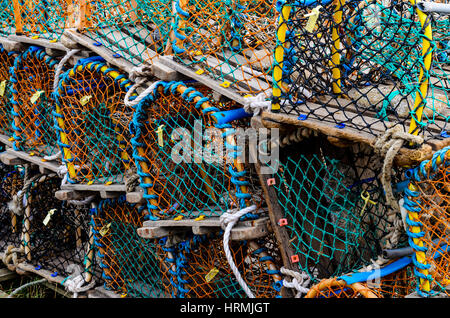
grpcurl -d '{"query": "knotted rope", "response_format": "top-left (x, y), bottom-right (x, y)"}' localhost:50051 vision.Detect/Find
top-left (124, 171), bottom-right (140, 192)
top-left (62, 264), bottom-right (96, 298)
top-left (220, 205), bottom-right (257, 298)
top-left (373, 126), bottom-right (423, 211)
top-left (280, 267), bottom-right (310, 298)
top-left (2, 245), bottom-right (25, 273)
top-left (242, 92), bottom-right (272, 116)
top-left (124, 65), bottom-right (155, 107)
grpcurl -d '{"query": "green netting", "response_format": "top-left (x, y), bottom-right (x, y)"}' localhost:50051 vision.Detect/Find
top-left (92, 196), bottom-right (177, 298)
top-left (273, 0), bottom-right (442, 139)
top-left (0, 0), bottom-right (15, 36)
top-left (0, 45), bottom-right (17, 137)
top-left (266, 135), bottom-right (408, 283)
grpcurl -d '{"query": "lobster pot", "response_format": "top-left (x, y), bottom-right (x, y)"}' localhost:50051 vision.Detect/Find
top-left (305, 264), bottom-right (416, 298)
top-left (10, 46), bottom-right (61, 159)
top-left (131, 81), bottom-right (264, 220)
top-left (79, 0), bottom-right (172, 64)
top-left (22, 174), bottom-right (99, 285)
top-left (272, 0), bottom-right (445, 139)
top-left (0, 164), bottom-right (24, 253)
top-left (54, 56), bottom-right (134, 184)
top-left (0, 45), bottom-right (17, 137)
top-left (265, 133), bottom-right (409, 283)
top-left (12, 0), bottom-right (69, 40)
top-left (404, 147), bottom-right (450, 297)
top-left (174, 232), bottom-right (282, 298)
top-left (91, 196), bottom-right (177, 298)
top-left (171, 0), bottom-right (276, 96)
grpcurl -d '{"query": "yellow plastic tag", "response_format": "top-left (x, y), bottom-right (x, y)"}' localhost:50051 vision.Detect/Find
top-left (99, 223), bottom-right (111, 236)
top-left (220, 81), bottom-right (231, 88)
top-left (50, 39), bottom-right (57, 43)
top-left (87, 180), bottom-right (94, 185)
top-left (80, 95), bottom-right (92, 106)
top-left (29, 152), bottom-right (35, 156)
top-left (195, 69), bottom-right (204, 75)
top-left (105, 181), bottom-right (112, 185)
top-left (31, 35), bottom-right (40, 39)
top-left (194, 215), bottom-right (205, 221)
top-left (0, 80), bottom-right (6, 97)
top-left (173, 215), bottom-right (183, 221)
top-left (205, 268), bottom-right (219, 282)
top-left (305, 6), bottom-right (322, 33)
top-left (43, 209), bottom-right (57, 226)
top-left (156, 125), bottom-right (164, 147)
top-left (30, 90), bottom-right (45, 104)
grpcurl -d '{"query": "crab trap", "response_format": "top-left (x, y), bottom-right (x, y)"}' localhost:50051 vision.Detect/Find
top-left (130, 80), bottom-right (264, 221)
top-left (54, 56), bottom-right (135, 185)
top-left (10, 46), bottom-right (62, 160)
top-left (259, 131), bottom-right (411, 285)
top-left (0, 44), bottom-right (18, 140)
top-left (270, 0), bottom-right (450, 144)
top-left (91, 196), bottom-right (177, 298)
top-left (20, 173), bottom-right (99, 287)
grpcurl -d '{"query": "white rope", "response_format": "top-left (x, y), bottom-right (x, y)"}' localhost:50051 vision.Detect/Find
top-left (43, 151), bottom-right (61, 161)
top-left (242, 92), bottom-right (272, 116)
top-left (63, 264), bottom-right (96, 298)
top-left (220, 205), bottom-right (257, 298)
top-left (280, 267), bottom-right (310, 298)
top-left (56, 164), bottom-right (96, 206)
top-left (53, 49), bottom-right (80, 92)
top-left (7, 278), bottom-right (47, 298)
top-left (124, 65), bottom-right (156, 107)
top-left (68, 195), bottom-right (96, 206)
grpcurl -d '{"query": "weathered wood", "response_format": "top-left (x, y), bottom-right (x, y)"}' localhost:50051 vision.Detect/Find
top-left (16, 263), bottom-right (64, 284)
top-left (8, 35), bottom-right (67, 51)
top-left (88, 286), bottom-right (122, 298)
top-left (5, 148), bottom-right (60, 172)
top-left (0, 152), bottom-right (26, 165)
top-left (55, 190), bottom-right (89, 201)
top-left (140, 217), bottom-right (269, 241)
top-left (0, 134), bottom-right (13, 147)
top-left (0, 38), bottom-right (24, 52)
top-left (99, 190), bottom-right (121, 199)
top-left (0, 268), bottom-right (18, 282)
top-left (61, 183), bottom-right (127, 193)
top-left (43, 281), bottom-right (72, 298)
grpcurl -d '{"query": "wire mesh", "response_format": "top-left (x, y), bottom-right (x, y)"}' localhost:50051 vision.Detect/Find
top-left (0, 45), bottom-right (17, 137)
top-left (54, 56), bottom-right (135, 184)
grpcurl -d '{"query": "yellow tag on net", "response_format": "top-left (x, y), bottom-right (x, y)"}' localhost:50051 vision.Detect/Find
top-left (30, 90), bottom-right (45, 104)
top-left (0, 80), bottom-right (6, 97)
top-left (305, 6), bottom-right (322, 33)
top-left (99, 223), bottom-right (111, 236)
top-left (80, 95), bottom-right (92, 106)
top-left (43, 209), bottom-right (57, 226)
top-left (156, 125), bottom-right (164, 147)
top-left (205, 268), bottom-right (219, 282)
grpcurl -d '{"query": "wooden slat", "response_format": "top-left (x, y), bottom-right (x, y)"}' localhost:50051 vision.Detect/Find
top-left (5, 148), bottom-right (60, 172)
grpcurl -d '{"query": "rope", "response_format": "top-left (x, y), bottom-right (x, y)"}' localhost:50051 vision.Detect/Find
top-left (124, 172), bottom-right (140, 192)
top-left (243, 92), bottom-right (272, 116)
top-left (124, 66), bottom-right (154, 107)
top-left (53, 49), bottom-right (80, 92)
top-left (62, 264), bottom-right (96, 298)
top-left (373, 126), bottom-right (423, 211)
top-left (280, 267), bottom-right (310, 298)
top-left (220, 205), bottom-right (257, 298)
top-left (7, 278), bottom-right (47, 298)
top-left (2, 245), bottom-right (24, 272)
top-left (43, 151), bottom-right (61, 162)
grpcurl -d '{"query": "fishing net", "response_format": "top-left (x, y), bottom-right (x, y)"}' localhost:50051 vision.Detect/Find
top-left (0, 45), bottom-right (17, 137)
top-left (0, 164), bottom-right (24, 254)
top-left (0, 0), bottom-right (15, 36)
top-left (54, 56), bottom-right (135, 185)
top-left (21, 173), bottom-right (99, 286)
top-left (91, 196), bottom-right (177, 298)
top-left (10, 46), bottom-right (61, 159)
top-left (78, 0), bottom-right (172, 64)
top-left (403, 146), bottom-right (450, 297)
top-left (174, 232), bottom-right (282, 298)
top-left (12, 0), bottom-right (69, 40)
top-left (272, 0), bottom-right (440, 140)
top-left (264, 132), bottom-right (409, 283)
top-left (171, 0), bottom-right (276, 96)
top-left (130, 80), bottom-right (264, 220)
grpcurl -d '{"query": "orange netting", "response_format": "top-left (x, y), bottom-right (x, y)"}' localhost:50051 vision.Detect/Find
top-left (54, 56), bottom-right (135, 184)
top-left (10, 46), bottom-right (61, 159)
top-left (92, 196), bottom-right (177, 298)
top-left (0, 46), bottom-right (16, 137)
top-left (131, 81), bottom-right (264, 220)
top-left (175, 232), bottom-right (282, 298)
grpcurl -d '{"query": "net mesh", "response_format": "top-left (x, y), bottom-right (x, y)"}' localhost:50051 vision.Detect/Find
top-left (92, 196), bottom-right (177, 298)
top-left (54, 56), bottom-right (135, 184)
top-left (175, 232), bottom-right (283, 298)
top-left (0, 0), bottom-right (15, 36)
top-left (131, 80), bottom-right (263, 220)
top-left (404, 147), bottom-right (450, 297)
top-left (266, 133), bottom-right (408, 283)
top-left (22, 174), bottom-right (99, 285)
top-left (0, 46), bottom-right (17, 138)
top-left (10, 46), bottom-right (61, 159)
top-left (272, 0), bottom-right (441, 140)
